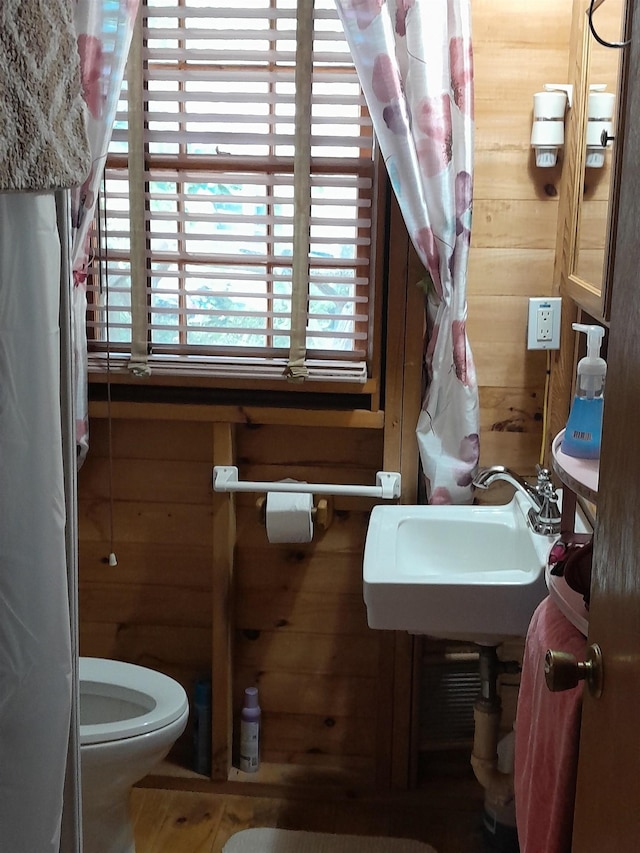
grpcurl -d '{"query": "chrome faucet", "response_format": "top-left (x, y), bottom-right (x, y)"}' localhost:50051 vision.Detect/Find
top-left (472, 465), bottom-right (561, 535)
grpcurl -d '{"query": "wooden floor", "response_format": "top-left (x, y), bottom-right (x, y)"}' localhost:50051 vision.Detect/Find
top-left (132, 756), bottom-right (490, 853)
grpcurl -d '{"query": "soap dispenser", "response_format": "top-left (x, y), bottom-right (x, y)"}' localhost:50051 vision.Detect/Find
top-left (561, 323), bottom-right (606, 459)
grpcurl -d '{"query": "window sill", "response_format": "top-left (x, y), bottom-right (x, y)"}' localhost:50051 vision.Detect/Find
top-left (88, 354), bottom-right (378, 398)
top-left (87, 355), bottom-right (384, 425)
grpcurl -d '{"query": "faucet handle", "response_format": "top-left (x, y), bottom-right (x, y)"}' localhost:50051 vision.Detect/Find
top-left (535, 466), bottom-right (555, 493)
top-left (533, 466), bottom-right (561, 534)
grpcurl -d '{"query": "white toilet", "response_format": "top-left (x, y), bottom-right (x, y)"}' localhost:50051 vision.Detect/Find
top-left (79, 657), bottom-right (189, 853)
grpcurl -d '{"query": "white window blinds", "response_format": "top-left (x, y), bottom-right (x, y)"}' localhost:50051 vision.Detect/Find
top-left (88, 0), bottom-right (375, 383)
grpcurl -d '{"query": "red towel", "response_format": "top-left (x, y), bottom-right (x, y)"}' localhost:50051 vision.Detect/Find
top-left (514, 597), bottom-right (587, 853)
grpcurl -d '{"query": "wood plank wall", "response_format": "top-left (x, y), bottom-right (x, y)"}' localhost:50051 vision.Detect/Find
top-left (78, 415), bottom-right (388, 789)
top-left (232, 425), bottom-right (384, 783)
top-left (78, 417), bottom-right (214, 690)
top-left (78, 417), bottom-right (215, 773)
top-left (77, 0), bottom-right (577, 795)
top-left (470, 0), bottom-right (573, 473)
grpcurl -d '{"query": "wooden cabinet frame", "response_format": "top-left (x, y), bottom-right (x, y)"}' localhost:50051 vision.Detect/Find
top-left (549, 0), bottom-right (630, 454)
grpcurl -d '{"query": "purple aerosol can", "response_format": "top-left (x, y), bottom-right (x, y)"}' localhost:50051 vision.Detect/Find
top-left (239, 686), bottom-right (261, 772)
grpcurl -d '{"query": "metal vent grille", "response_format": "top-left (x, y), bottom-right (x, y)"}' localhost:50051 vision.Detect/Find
top-left (418, 651), bottom-right (481, 750)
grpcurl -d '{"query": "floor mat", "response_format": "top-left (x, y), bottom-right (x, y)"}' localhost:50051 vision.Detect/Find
top-left (223, 828), bottom-right (437, 853)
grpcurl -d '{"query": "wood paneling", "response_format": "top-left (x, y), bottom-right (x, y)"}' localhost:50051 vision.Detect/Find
top-left (469, 0), bottom-right (573, 472)
top-left (473, 152), bottom-right (564, 201)
top-left (235, 632), bottom-right (378, 677)
top-left (78, 418), bottom-right (215, 768)
top-left (468, 249), bottom-right (557, 297)
top-left (230, 424), bottom-right (383, 783)
top-left (79, 501), bottom-right (212, 546)
top-left (211, 423), bottom-right (235, 780)
top-left (88, 401), bottom-right (384, 430)
top-left (235, 423), bottom-right (382, 471)
top-left (472, 199), bottom-right (561, 249)
top-left (255, 712), bottom-right (376, 759)
top-left (80, 582), bottom-right (211, 627)
top-left (79, 541), bottom-right (211, 587)
top-left (234, 589), bottom-right (367, 637)
top-left (78, 416), bottom-right (387, 789)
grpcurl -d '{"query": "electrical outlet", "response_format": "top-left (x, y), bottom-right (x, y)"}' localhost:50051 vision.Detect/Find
top-left (527, 297), bottom-right (561, 349)
top-left (537, 307), bottom-right (553, 341)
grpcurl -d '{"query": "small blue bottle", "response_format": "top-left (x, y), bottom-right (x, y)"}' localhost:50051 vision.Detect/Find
top-left (192, 677), bottom-right (212, 775)
top-left (561, 323), bottom-right (606, 460)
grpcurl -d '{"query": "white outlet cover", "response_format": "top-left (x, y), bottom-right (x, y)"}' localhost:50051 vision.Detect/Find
top-left (527, 297), bottom-right (561, 350)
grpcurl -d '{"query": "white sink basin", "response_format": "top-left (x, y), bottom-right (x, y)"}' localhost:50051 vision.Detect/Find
top-left (363, 492), bottom-right (556, 644)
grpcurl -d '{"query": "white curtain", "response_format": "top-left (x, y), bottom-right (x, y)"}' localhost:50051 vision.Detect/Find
top-left (0, 192), bottom-right (72, 852)
top-left (335, 0), bottom-right (480, 503)
top-left (0, 2), bottom-right (137, 847)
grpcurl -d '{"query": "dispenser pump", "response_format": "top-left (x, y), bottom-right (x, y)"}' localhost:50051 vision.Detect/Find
top-left (574, 322), bottom-right (606, 398)
top-left (561, 322), bottom-right (606, 459)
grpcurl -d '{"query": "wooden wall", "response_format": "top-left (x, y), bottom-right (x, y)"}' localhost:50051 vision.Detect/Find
top-left (78, 417), bottom-right (213, 686)
top-left (78, 412), bottom-right (393, 790)
top-left (470, 0), bottom-right (573, 473)
top-left (78, 416), bottom-right (214, 766)
top-left (77, 0), bottom-right (577, 796)
top-left (232, 424), bottom-right (385, 782)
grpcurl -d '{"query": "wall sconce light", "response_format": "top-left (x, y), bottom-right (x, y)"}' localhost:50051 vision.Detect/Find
top-left (530, 84), bottom-right (573, 168)
top-left (585, 85), bottom-right (615, 169)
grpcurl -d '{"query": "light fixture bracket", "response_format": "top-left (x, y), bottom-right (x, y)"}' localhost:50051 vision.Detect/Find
top-left (543, 83), bottom-right (574, 109)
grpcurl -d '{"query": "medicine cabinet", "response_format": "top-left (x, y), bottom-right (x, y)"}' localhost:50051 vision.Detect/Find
top-left (561, 0), bottom-right (630, 322)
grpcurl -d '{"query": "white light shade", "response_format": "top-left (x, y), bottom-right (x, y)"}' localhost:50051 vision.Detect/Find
top-left (586, 91), bottom-right (615, 168)
top-left (531, 91), bottom-right (568, 167)
top-left (532, 91), bottom-right (568, 119)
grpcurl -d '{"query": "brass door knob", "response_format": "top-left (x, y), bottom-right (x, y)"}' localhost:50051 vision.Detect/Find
top-left (544, 643), bottom-right (604, 698)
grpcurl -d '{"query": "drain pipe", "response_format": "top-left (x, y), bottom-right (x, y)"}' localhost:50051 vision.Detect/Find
top-left (470, 645), bottom-right (520, 806)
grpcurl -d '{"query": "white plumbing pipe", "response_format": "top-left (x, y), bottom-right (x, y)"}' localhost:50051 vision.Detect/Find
top-left (470, 701), bottom-right (514, 806)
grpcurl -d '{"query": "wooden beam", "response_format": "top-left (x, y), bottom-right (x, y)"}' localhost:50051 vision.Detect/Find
top-left (379, 193), bottom-right (422, 791)
top-left (88, 401), bottom-right (384, 430)
top-left (211, 424), bottom-right (236, 780)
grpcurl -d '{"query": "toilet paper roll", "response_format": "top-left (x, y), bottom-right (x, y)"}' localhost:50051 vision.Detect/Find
top-left (265, 491), bottom-right (314, 543)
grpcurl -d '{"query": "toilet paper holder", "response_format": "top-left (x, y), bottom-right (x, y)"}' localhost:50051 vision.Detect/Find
top-left (213, 466), bottom-right (402, 500)
top-left (255, 494), bottom-right (333, 531)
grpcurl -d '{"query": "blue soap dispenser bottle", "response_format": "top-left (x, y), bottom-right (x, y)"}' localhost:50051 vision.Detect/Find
top-left (561, 322), bottom-right (606, 459)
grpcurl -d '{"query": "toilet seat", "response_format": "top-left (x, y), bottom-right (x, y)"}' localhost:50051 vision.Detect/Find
top-left (79, 657), bottom-right (189, 745)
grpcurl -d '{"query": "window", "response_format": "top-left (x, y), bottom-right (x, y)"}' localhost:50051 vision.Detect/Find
top-left (89, 0), bottom-right (378, 385)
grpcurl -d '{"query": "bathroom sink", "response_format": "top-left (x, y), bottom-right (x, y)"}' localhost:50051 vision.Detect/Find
top-left (363, 492), bottom-right (556, 644)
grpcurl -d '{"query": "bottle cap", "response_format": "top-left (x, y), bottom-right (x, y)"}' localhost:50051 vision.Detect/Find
top-left (244, 686), bottom-right (259, 708)
top-left (573, 322), bottom-right (605, 361)
top-left (573, 323), bottom-right (606, 396)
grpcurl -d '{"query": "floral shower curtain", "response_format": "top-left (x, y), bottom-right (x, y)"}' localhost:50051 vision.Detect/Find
top-left (72, 0), bottom-right (140, 461)
top-left (335, 0), bottom-right (480, 504)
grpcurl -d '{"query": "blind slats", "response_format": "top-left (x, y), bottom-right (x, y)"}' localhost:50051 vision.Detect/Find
top-left (89, 0), bottom-right (374, 378)
top-left (99, 246), bottom-right (371, 270)
top-left (145, 68), bottom-right (363, 84)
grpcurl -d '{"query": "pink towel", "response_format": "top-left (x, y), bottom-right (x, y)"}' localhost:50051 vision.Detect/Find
top-left (514, 597), bottom-right (587, 853)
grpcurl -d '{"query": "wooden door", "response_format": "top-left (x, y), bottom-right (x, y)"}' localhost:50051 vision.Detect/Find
top-left (571, 1), bottom-right (640, 847)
